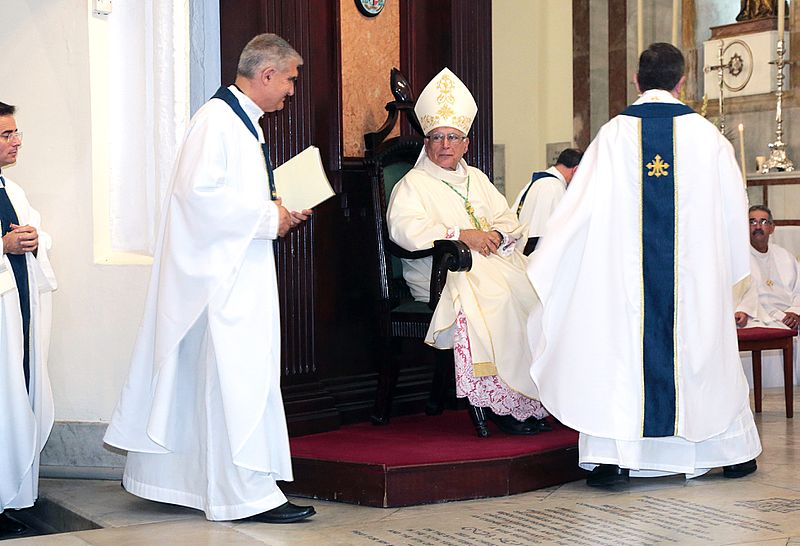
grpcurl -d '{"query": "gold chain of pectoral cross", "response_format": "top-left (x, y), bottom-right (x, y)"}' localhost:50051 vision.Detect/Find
top-left (440, 176), bottom-right (482, 230)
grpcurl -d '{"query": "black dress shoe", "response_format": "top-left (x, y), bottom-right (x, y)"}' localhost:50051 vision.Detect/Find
top-left (586, 464), bottom-right (630, 487)
top-left (486, 410), bottom-right (539, 435)
top-left (723, 459), bottom-right (757, 479)
top-left (247, 502), bottom-right (315, 524)
top-left (0, 512), bottom-right (28, 537)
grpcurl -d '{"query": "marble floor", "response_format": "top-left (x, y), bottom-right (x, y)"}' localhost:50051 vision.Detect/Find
top-left (5, 387), bottom-right (800, 545)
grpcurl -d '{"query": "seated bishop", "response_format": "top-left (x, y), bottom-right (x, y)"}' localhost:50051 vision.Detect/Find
top-left (386, 68), bottom-right (549, 435)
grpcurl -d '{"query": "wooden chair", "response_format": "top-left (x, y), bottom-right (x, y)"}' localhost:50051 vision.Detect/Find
top-left (366, 134), bottom-right (474, 428)
top-left (737, 327), bottom-right (795, 418)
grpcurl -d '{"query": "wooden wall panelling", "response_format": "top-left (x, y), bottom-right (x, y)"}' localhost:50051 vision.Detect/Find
top-left (449, 0), bottom-right (493, 179)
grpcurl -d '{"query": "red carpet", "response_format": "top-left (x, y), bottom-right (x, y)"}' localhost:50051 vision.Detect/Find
top-left (286, 411), bottom-right (583, 506)
top-left (290, 410), bottom-right (579, 466)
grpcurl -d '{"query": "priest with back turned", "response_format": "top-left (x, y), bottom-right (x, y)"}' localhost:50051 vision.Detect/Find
top-left (527, 43), bottom-right (761, 486)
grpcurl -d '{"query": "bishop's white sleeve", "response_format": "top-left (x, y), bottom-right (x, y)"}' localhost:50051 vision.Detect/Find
top-left (387, 178), bottom-right (449, 251)
top-left (253, 201), bottom-right (280, 239)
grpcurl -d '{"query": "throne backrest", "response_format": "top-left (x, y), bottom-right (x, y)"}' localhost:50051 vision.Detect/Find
top-left (366, 136), bottom-right (424, 306)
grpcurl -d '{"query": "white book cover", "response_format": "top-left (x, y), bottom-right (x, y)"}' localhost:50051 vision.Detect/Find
top-left (273, 146), bottom-right (335, 211)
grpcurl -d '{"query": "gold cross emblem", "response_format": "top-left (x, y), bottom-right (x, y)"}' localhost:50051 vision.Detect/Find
top-left (646, 154), bottom-right (670, 178)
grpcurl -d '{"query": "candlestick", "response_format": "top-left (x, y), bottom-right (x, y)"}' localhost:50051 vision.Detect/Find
top-left (760, 37), bottom-right (794, 173)
top-left (738, 124), bottom-right (747, 184)
top-left (672, 0), bottom-right (679, 46)
top-left (638, 0), bottom-right (644, 53)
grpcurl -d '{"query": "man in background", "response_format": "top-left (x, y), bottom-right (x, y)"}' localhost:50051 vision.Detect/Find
top-left (512, 148), bottom-right (582, 254)
top-left (737, 205), bottom-right (800, 329)
top-left (0, 102), bottom-right (57, 537)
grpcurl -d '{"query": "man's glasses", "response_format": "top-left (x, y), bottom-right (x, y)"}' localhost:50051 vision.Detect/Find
top-left (426, 133), bottom-right (467, 144)
top-left (0, 131), bottom-right (22, 143)
top-left (749, 218), bottom-right (773, 226)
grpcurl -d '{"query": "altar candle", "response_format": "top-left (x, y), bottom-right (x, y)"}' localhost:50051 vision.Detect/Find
top-left (638, 0), bottom-right (644, 53)
top-left (738, 123), bottom-right (747, 184)
top-left (672, 0), bottom-right (679, 46)
top-left (778, 0), bottom-right (785, 42)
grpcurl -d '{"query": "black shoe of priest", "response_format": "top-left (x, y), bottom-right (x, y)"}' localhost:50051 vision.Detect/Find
top-left (586, 464), bottom-right (630, 487)
top-left (0, 512), bottom-right (28, 537)
top-left (723, 459), bottom-right (757, 479)
top-left (247, 502), bottom-right (316, 524)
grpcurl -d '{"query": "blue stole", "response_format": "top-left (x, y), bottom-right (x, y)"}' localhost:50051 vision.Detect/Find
top-left (210, 86), bottom-right (277, 200)
top-left (622, 102), bottom-right (694, 437)
top-left (516, 171), bottom-right (558, 217)
top-left (0, 174), bottom-right (31, 393)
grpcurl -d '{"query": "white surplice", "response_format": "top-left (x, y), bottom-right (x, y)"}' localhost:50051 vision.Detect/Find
top-left (750, 244), bottom-right (800, 324)
top-left (527, 90), bottom-right (761, 476)
top-left (0, 177), bottom-right (56, 512)
top-left (103, 86), bottom-right (292, 521)
top-left (511, 166), bottom-right (566, 238)
top-left (387, 154), bottom-right (542, 407)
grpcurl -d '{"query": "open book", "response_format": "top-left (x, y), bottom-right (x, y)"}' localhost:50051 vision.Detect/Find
top-left (273, 146), bottom-right (335, 212)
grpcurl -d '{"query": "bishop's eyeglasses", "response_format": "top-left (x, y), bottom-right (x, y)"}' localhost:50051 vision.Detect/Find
top-left (426, 132), bottom-right (467, 144)
top-left (749, 218), bottom-right (773, 226)
top-left (0, 131), bottom-right (23, 143)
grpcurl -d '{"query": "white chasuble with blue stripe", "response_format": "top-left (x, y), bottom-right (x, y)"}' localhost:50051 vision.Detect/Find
top-left (623, 102), bottom-right (693, 437)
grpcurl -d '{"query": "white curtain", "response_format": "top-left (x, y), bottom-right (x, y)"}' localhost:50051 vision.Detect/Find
top-left (106, 1), bottom-right (194, 254)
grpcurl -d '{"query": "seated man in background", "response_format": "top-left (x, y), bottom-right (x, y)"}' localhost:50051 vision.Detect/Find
top-left (743, 205), bottom-right (800, 329)
top-left (512, 148), bottom-right (583, 254)
top-left (387, 68), bottom-right (548, 436)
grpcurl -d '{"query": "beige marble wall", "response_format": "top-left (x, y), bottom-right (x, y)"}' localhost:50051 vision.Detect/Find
top-left (340, 1), bottom-right (400, 157)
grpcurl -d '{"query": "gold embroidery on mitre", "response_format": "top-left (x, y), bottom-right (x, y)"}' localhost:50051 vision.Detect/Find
top-left (646, 154), bottom-right (670, 178)
top-left (438, 104), bottom-right (455, 120)
top-left (436, 74), bottom-right (456, 106)
top-left (420, 114), bottom-right (441, 129)
top-left (452, 115), bottom-right (474, 133)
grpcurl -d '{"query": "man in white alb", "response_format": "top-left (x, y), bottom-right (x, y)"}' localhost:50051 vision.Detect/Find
top-left (512, 148), bottom-right (582, 254)
top-left (0, 102), bottom-right (57, 537)
top-left (104, 34), bottom-right (314, 523)
top-left (387, 68), bottom-right (548, 436)
top-left (737, 205), bottom-right (800, 329)
top-left (528, 43), bottom-right (761, 486)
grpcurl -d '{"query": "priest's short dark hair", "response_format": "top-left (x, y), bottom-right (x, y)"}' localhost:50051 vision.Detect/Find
top-left (0, 102), bottom-right (15, 117)
top-left (556, 148), bottom-right (583, 169)
top-left (637, 43), bottom-right (685, 92)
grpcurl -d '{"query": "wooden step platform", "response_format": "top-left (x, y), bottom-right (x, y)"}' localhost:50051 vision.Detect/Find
top-left (283, 411), bottom-right (584, 507)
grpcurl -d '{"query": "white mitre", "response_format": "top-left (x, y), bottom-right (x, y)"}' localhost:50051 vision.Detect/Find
top-left (414, 67), bottom-right (477, 135)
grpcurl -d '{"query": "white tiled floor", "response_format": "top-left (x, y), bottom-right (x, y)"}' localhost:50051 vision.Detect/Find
top-left (6, 387), bottom-right (800, 545)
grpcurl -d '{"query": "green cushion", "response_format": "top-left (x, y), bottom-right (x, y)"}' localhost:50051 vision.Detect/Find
top-left (383, 161), bottom-right (415, 281)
